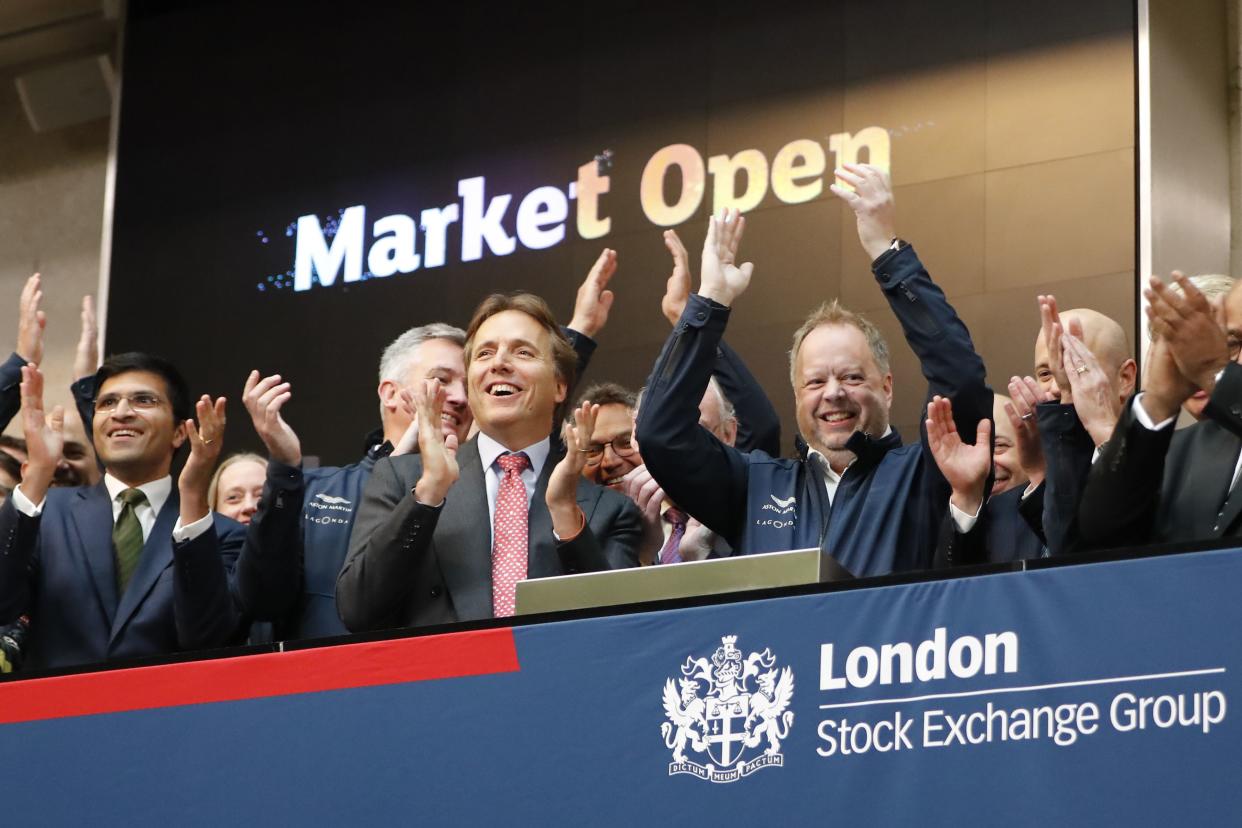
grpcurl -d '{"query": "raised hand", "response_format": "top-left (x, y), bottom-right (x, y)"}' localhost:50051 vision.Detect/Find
top-left (679, 517), bottom-right (716, 562)
top-left (1005, 376), bottom-right (1050, 487)
top-left (619, 464), bottom-right (667, 565)
top-left (17, 364), bottom-right (64, 504)
top-left (567, 248), bottom-right (617, 338)
top-left (412, 379), bottom-right (459, 506)
top-left (1141, 334), bottom-right (1197, 424)
top-left (16, 274), bottom-right (46, 365)
top-left (1146, 272), bottom-right (1229, 393)
top-left (1060, 331), bottom-right (1122, 447)
top-left (545, 400), bottom-right (598, 538)
top-left (1038, 294), bottom-right (1071, 403)
top-left (72, 295), bottom-right (99, 381)
top-left (697, 208), bottom-right (754, 308)
top-left (242, 370), bottom-right (301, 466)
top-left (661, 229), bottom-right (692, 325)
top-left (926, 395), bottom-right (992, 516)
top-left (830, 163), bottom-right (897, 260)
top-left (392, 387), bottom-right (420, 456)
top-left (178, 395), bottom-right (227, 523)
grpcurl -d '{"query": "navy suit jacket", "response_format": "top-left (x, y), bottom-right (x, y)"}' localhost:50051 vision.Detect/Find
top-left (0, 483), bottom-right (246, 670)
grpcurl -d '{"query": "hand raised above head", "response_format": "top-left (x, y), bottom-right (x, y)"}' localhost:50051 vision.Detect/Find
top-left (73, 295), bottom-right (98, 381)
top-left (16, 273), bottom-right (46, 365)
top-left (567, 248), bottom-right (617, 339)
top-left (18, 363), bottom-right (63, 504)
top-left (830, 163), bottom-right (896, 261)
top-left (661, 229), bottom-right (692, 325)
top-left (697, 208), bottom-right (754, 308)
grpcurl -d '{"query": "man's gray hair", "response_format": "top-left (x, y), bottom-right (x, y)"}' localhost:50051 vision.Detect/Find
top-left (705, 376), bottom-right (736, 425)
top-left (378, 323), bottom-right (467, 383)
top-left (635, 377), bottom-right (735, 424)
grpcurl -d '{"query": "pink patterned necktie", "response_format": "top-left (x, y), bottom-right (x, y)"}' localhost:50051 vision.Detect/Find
top-left (660, 506), bottom-right (689, 565)
top-left (492, 452), bottom-right (531, 617)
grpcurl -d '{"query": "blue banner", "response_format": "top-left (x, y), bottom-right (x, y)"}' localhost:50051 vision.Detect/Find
top-left (4, 548), bottom-right (1241, 826)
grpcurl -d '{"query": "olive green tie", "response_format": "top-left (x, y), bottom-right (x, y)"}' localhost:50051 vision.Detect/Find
top-left (113, 488), bottom-right (148, 594)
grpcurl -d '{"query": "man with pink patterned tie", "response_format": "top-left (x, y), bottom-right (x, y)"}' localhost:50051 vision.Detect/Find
top-left (337, 293), bottom-right (641, 631)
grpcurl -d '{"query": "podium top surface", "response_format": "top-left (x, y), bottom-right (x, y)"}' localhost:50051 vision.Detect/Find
top-left (515, 547), bottom-right (852, 616)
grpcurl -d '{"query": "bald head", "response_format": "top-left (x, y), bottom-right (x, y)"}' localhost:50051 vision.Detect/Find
top-left (1033, 307), bottom-right (1136, 403)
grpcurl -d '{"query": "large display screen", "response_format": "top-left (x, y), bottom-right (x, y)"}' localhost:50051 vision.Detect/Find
top-left (109, 0), bottom-right (1136, 464)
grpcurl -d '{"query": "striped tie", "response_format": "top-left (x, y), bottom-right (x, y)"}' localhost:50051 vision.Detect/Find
top-left (660, 507), bottom-right (688, 565)
top-left (113, 488), bottom-right (148, 593)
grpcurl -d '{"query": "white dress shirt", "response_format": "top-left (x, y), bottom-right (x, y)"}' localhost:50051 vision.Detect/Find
top-left (476, 432), bottom-right (551, 543)
top-left (13, 473), bottom-right (213, 542)
top-left (1132, 392), bottom-right (1242, 491)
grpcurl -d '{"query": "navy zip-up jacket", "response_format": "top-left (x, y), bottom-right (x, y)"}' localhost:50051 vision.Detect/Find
top-left (634, 245), bottom-right (991, 577)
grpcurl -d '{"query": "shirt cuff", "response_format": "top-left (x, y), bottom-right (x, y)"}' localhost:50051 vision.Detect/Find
top-left (949, 499), bottom-right (981, 533)
top-left (552, 506), bottom-right (587, 542)
top-left (11, 485), bottom-right (43, 517)
top-left (1131, 393), bottom-right (1176, 431)
top-left (172, 511), bottom-right (213, 543)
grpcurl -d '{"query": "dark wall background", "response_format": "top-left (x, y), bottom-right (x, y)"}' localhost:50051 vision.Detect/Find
top-left (109, 0), bottom-right (1136, 465)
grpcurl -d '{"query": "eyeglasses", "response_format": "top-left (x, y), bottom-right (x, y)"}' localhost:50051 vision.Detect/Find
top-left (580, 433), bottom-right (637, 464)
top-left (94, 392), bottom-right (164, 413)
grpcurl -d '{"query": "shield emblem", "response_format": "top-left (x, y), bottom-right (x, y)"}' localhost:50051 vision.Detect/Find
top-left (704, 694), bottom-right (751, 767)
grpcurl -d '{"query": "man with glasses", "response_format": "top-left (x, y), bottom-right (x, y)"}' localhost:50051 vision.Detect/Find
top-left (575, 377), bottom-right (753, 564)
top-left (0, 353), bottom-right (245, 669)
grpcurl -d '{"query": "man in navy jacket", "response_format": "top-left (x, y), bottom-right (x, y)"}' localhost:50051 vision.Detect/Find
top-left (634, 164), bottom-right (991, 577)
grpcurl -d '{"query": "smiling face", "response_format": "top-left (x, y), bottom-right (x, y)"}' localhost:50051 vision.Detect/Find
top-left (793, 323), bottom-right (892, 470)
top-left (467, 310), bottom-right (567, 449)
top-left (583, 403), bottom-right (641, 489)
top-left (214, 458), bottom-right (266, 525)
top-left (381, 337), bottom-right (471, 445)
top-left (93, 370), bottom-right (186, 486)
top-left (991, 395), bottom-right (1027, 496)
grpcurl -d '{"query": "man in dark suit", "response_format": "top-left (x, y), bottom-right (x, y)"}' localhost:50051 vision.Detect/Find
top-left (0, 354), bottom-right (245, 670)
top-left (338, 293), bottom-right (641, 631)
top-left (1077, 273), bottom-right (1242, 548)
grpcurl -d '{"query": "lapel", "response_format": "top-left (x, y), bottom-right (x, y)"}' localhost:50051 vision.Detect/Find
top-left (110, 488), bottom-right (179, 645)
top-left (68, 483), bottom-right (119, 626)
top-left (526, 448), bottom-right (563, 578)
top-left (436, 439), bottom-right (493, 619)
top-left (1204, 425), bottom-right (1242, 536)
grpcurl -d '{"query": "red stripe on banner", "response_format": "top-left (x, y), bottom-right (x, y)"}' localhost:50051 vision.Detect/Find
top-left (0, 627), bottom-right (520, 726)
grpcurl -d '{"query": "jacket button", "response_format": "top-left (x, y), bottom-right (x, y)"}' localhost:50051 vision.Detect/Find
top-left (430, 586), bottom-right (442, 598)
top-left (695, 311), bottom-right (706, 321)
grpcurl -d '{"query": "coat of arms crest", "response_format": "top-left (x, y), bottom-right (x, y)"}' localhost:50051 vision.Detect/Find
top-left (660, 635), bottom-right (794, 783)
